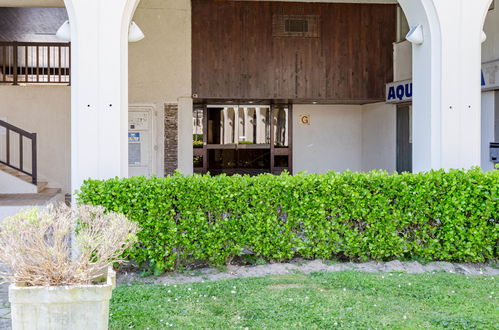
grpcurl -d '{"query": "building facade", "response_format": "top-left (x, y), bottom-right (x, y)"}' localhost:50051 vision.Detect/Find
top-left (0, 0), bottom-right (497, 213)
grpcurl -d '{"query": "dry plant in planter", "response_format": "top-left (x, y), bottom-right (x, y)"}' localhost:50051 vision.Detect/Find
top-left (0, 204), bottom-right (140, 330)
top-left (0, 204), bottom-right (139, 286)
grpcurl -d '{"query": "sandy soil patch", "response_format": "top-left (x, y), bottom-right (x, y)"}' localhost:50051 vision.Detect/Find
top-left (117, 259), bottom-right (498, 286)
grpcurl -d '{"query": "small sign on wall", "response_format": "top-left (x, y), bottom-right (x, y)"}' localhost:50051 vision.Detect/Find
top-left (386, 80), bottom-right (413, 104)
top-left (299, 114), bottom-right (310, 125)
top-left (128, 132), bottom-right (141, 142)
top-left (387, 60), bottom-right (499, 104)
top-left (482, 59), bottom-right (499, 91)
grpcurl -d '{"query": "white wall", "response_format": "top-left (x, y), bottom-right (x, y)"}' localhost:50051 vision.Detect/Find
top-left (0, 86), bottom-right (71, 193)
top-left (482, 4), bottom-right (499, 171)
top-left (361, 102), bottom-right (397, 172)
top-left (481, 91), bottom-right (496, 171)
top-left (129, 0), bottom-right (193, 175)
top-left (483, 3), bottom-right (499, 63)
top-left (393, 40), bottom-right (412, 81)
top-left (293, 103), bottom-right (397, 174)
top-left (293, 105), bottom-right (363, 173)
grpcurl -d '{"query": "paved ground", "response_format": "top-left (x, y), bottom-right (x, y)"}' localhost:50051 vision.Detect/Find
top-left (0, 285), bottom-right (10, 330)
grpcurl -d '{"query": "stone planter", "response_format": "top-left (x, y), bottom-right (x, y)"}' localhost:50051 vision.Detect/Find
top-left (9, 268), bottom-right (116, 330)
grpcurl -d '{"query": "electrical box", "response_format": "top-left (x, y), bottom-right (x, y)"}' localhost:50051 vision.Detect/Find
top-left (128, 110), bottom-right (152, 177)
top-left (490, 142), bottom-right (499, 163)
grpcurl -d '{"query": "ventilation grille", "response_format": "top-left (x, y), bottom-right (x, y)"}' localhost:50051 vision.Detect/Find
top-left (273, 15), bottom-right (320, 38)
top-left (285, 19), bottom-right (308, 33)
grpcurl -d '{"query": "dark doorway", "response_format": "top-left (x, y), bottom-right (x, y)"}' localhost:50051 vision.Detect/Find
top-left (193, 103), bottom-right (292, 175)
top-left (396, 105), bottom-right (412, 173)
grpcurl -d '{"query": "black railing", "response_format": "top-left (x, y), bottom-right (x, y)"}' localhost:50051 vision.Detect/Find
top-left (0, 41), bottom-right (71, 85)
top-left (0, 120), bottom-right (37, 185)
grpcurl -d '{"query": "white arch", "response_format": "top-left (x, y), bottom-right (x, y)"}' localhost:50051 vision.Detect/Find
top-left (63, 0), bottom-right (142, 195)
top-left (397, 0), bottom-right (492, 171)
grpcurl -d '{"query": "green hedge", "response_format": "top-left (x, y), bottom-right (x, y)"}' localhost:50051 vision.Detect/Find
top-left (78, 169), bottom-right (498, 272)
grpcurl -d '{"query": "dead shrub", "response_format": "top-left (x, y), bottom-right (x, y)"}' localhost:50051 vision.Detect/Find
top-left (0, 204), bottom-right (139, 287)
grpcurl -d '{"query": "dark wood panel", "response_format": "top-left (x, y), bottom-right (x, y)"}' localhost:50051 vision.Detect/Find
top-left (192, 0), bottom-right (396, 102)
top-left (192, 1), bottom-right (242, 99)
top-left (240, 1), bottom-right (274, 99)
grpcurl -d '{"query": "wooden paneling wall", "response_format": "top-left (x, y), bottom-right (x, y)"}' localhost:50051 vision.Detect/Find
top-left (192, 0), bottom-right (397, 102)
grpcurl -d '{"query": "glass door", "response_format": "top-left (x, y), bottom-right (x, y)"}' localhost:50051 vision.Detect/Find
top-left (193, 103), bottom-right (292, 175)
top-left (193, 104), bottom-right (207, 173)
top-left (271, 104), bottom-right (292, 174)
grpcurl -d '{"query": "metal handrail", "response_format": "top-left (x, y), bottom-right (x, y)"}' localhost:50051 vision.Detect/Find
top-left (0, 120), bottom-right (37, 185)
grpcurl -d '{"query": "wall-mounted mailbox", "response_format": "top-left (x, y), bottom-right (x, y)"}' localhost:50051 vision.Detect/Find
top-left (490, 143), bottom-right (499, 163)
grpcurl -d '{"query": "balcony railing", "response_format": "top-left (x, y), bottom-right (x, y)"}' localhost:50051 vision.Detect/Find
top-left (0, 41), bottom-right (71, 85)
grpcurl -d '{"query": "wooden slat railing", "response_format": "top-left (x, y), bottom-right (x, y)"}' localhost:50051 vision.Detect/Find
top-left (0, 41), bottom-right (70, 85)
top-left (0, 120), bottom-right (37, 185)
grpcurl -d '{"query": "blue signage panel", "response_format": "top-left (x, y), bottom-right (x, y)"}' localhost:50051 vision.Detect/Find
top-left (386, 80), bottom-right (413, 104)
top-left (386, 62), bottom-right (499, 104)
top-left (128, 132), bottom-right (141, 142)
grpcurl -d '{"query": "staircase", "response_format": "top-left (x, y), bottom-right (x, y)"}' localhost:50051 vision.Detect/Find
top-left (0, 120), bottom-right (63, 220)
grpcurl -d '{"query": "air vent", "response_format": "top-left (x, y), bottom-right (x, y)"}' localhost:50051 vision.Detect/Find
top-left (273, 15), bottom-right (320, 38)
top-left (285, 19), bottom-right (308, 33)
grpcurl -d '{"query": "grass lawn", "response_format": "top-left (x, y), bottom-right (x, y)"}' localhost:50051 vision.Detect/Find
top-left (110, 271), bottom-right (498, 329)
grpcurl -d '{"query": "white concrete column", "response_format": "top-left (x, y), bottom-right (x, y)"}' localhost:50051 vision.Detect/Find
top-left (247, 108), bottom-right (255, 142)
top-left (398, 0), bottom-right (492, 171)
top-left (64, 0), bottom-right (140, 194)
top-left (178, 97), bottom-right (194, 174)
top-left (234, 107), bottom-right (240, 144)
top-left (222, 108), bottom-right (229, 144)
top-left (242, 107), bottom-right (249, 142)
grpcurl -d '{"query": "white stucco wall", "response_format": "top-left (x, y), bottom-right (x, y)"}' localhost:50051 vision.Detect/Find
top-left (483, 4), bottom-right (499, 63)
top-left (293, 105), bottom-right (363, 173)
top-left (361, 102), bottom-right (397, 172)
top-left (293, 103), bottom-right (397, 174)
top-left (129, 0), bottom-right (193, 175)
top-left (0, 86), bottom-right (71, 193)
top-left (393, 40), bottom-right (412, 81)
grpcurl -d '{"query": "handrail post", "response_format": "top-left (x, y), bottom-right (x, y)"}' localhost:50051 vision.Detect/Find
top-left (31, 133), bottom-right (37, 185)
top-left (6, 128), bottom-right (10, 164)
top-left (12, 41), bottom-right (18, 86)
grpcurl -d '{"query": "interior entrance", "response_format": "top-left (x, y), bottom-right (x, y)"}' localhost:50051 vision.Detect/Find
top-left (396, 105), bottom-right (412, 173)
top-left (193, 103), bottom-right (292, 175)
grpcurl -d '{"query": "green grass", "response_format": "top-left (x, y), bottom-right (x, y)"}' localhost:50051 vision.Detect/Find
top-left (110, 271), bottom-right (498, 329)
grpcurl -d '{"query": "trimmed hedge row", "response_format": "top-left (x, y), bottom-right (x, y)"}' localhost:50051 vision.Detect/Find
top-left (78, 169), bottom-right (498, 272)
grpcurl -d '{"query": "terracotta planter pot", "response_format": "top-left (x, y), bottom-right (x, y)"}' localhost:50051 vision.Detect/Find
top-left (9, 269), bottom-right (116, 330)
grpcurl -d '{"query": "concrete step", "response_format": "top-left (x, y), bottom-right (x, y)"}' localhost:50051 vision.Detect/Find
top-left (0, 188), bottom-right (63, 207)
top-left (0, 188), bottom-right (65, 220)
top-left (0, 164), bottom-right (47, 193)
